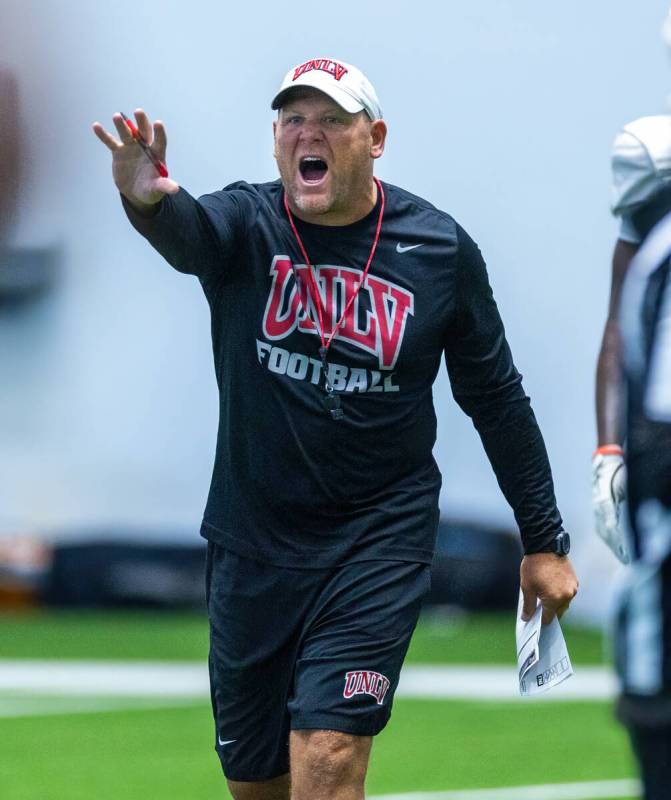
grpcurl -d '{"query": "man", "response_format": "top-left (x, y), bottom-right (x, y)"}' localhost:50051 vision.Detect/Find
top-left (93, 58), bottom-right (577, 800)
top-left (594, 115), bottom-right (671, 566)
top-left (617, 183), bottom-right (671, 798)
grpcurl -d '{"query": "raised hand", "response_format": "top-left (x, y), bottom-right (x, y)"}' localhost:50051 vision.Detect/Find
top-left (92, 108), bottom-right (179, 212)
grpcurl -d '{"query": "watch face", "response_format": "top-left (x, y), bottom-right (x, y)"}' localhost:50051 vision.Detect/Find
top-left (556, 532), bottom-right (571, 556)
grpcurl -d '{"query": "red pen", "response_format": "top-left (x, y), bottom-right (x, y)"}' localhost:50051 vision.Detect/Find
top-left (119, 111), bottom-right (169, 178)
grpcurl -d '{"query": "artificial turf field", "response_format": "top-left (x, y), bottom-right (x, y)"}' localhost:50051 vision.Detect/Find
top-left (0, 610), bottom-right (639, 799)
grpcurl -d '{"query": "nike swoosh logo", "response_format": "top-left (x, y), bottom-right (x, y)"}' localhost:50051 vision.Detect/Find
top-left (218, 737), bottom-right (237, 746)
top-left (396, 243), bottom-right (424, 254)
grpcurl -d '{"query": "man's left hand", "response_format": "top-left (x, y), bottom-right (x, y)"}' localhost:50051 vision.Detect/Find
top-left (520, 553), bottom-right (579, 625)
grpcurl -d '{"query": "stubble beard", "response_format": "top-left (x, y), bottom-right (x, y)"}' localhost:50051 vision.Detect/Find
top-left (292, 189), bottom-right (333, 218)
top-left (277, 153), bottom-right (373, 223)
top-left (282, 171), bottom-right (339, 220)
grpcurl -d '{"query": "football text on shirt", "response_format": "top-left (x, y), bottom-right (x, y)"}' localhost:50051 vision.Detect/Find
top-left (262, 256), bottom-right (414, 370)
top-left (256, 339), bottom-right (400, 393)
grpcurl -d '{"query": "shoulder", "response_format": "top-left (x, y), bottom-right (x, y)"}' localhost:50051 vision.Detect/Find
top-left (611, 115), bottom-right (671, 217)
top-left (196, 180), bottom-right (282, 234)
top-left (382, 181), bottom-right (458, 237)
top-left (198, 180), bottom-right (281, 215)
top-left (383, 182), bottom-right (482, 266)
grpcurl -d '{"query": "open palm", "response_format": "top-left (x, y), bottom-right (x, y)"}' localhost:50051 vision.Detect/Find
top-left (92, 108), bottom-right (179, 210)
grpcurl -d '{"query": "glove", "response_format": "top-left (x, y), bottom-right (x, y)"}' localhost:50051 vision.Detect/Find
top-left (592, 446), bottom-right (630, 564)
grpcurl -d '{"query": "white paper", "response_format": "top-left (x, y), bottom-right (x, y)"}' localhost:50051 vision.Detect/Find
top-left (516, 590), bottom-right (574, 696)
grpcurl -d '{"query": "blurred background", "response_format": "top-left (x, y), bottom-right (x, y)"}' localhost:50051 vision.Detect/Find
top-left (1, 1), bottom-right (668, 798)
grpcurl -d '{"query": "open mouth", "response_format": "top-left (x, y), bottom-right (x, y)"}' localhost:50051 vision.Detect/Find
top-left (299, 156), bottom-right (329, 184)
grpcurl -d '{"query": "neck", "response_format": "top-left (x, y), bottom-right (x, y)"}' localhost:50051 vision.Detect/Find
top-left (287, 179), bottom-right (378, 226)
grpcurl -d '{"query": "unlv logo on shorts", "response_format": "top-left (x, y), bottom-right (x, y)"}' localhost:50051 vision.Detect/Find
top-left (262, 256), bottom-right (414, 369)
top-left (343, 670), bottom-right (391, 705)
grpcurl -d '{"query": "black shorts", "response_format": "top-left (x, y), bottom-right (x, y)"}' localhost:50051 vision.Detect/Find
top-left (205, 543), bottom-right (430, 782)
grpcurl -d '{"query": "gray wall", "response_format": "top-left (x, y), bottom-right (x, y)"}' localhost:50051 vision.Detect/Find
top-left (2, 0), bottom-right (669, 619)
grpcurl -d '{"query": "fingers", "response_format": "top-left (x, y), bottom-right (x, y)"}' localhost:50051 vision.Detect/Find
top-left (134, 108), bottom-right (153, 144)
top-left (94, 109), bottom-right (166, 154)
top-left (541, 597), bottom-right (573, 625)
top-left (153, 120), bottom-right (168, 156)
top-left (521, 590), bottom-right (537, 622)
top-left (92, 122), bottom-right (121, 152)
top-left (556, 601), bottom-right (570, 619)
top-left (112, 112), bottom-right (135, 145)
top-left (541, 603), bottom-right (559, 626)
top-left (541, 579), bottom-right (578, 624)
top-left (155, 177), bottom-right (179, 195)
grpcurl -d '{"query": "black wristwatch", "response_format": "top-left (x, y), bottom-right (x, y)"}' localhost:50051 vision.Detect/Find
top-left (536, 530), bottom-right (571, 556)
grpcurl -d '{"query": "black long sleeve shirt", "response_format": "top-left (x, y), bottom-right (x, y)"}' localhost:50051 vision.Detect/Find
top-left (124, 179), bottom-right (563, 566)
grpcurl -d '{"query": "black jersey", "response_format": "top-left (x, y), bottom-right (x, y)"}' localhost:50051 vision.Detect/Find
top-left (617, 212), bottom-right (671, 709)
top-left (124, 179), bottom-right (563, 567)
top-left (621, 212), bottom-right (671, 550)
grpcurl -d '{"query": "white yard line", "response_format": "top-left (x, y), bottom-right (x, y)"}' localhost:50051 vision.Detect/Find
top-left (0, 695), bottom-right (200, 718)
top-left (398, 666), bottom-right (616, 701)
top-left (0, 661), bottom-right (207, 697)
top-left (368, 779), bottom-right (640, 800)
top-left (0, 662), bottom-right (617, 702)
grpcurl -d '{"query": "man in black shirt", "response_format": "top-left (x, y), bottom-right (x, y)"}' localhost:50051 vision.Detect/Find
top-left (93, 58), bottom-right (578, 800)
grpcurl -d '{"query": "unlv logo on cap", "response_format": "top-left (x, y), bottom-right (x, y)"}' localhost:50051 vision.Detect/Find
top-left (293, 58), bottom-right (348, 82)
top-left (262, 256), bottom-right (414, 370)
top-left (343, 670), bottom-right (390, 705)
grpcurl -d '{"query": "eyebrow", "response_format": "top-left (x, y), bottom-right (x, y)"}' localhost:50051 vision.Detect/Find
top-left (281, 105), bottom-right (343, 116)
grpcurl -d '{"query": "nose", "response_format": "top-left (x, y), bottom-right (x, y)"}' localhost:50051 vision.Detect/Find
top-left (299, 119), bottom-right (325, 142)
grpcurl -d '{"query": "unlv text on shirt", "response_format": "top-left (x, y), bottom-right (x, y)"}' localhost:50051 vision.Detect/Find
top-left (262, 256), bottom-right (415, 370)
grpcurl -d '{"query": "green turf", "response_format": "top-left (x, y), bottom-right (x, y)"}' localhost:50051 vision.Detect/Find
top-left (0, 610), bottom-right (210, 661)
top-left (408, 608), bottom-right (608, 665)
top-left (0, 700), bottom-right (636, 800)
top-left (0, 609), bottom-right (633, 799)
top-left (0, 608), bottom-right (608, 664)
top-left (368, 699), bottom-right (637, 792)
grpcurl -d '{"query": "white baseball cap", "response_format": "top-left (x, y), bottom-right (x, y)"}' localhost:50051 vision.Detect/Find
top-left (611, 115), bottom-right (671, 216)
top-left (271, 58), bottom-right (383, 120)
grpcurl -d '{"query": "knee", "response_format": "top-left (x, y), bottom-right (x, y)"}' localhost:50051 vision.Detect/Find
top-left (291, 730), bottom-right (370, 796)
top-left (301, 731), bottom-right (356, 782)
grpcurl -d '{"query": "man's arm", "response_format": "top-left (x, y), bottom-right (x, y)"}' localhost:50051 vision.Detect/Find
top-left (595, 239), bottom-right (638, 445)
top-left (93, 109), bottom-right (240, 289)
top-left (592, 238), bottom-right (638, 564)
top-left (444, 226), bottom-right (577, 623)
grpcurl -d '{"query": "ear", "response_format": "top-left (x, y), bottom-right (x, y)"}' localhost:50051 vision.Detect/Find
top-left (272, 119), bottom-right (278, 159)
top-left (370, 119), bottom-right (387, 160)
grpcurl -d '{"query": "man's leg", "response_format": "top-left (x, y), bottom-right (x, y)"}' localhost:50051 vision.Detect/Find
top-left (286, 561), bottom-right (430, 800)
top-left (227, 774), bottom-right (291, 800)
top-left (628, 725), bottom-right (671, 800)
top-left (290, 730), bottom-right (372, 800)
top-left (207, 545), bottom-right (317, 792)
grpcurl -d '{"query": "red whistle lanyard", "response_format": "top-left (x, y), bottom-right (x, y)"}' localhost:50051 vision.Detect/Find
top-left (283, 177), bottom-right (385, 359)
top-left (283, 178), bottom-right (385, 420)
